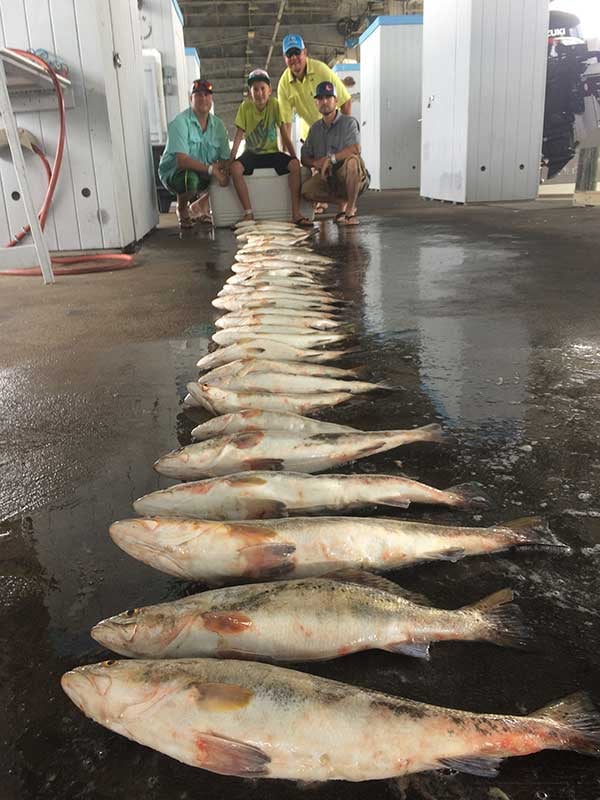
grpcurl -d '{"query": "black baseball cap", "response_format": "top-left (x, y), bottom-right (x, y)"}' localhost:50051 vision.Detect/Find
top-left (191, 78), bottom-right (213, 95)
top-left (247, 69), bottom-right (271, 86)
top-left (314, 81), bottom-right (336, 98)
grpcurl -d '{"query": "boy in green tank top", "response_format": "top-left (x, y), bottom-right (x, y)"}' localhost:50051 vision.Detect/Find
top-left (228, 69), bottom-right (312, 228)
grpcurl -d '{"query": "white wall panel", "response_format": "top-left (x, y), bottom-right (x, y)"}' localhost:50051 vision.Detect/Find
top-left (0, 0), bottom-right (158, 252)
top-left (359, 17), bottom-right (422, 190)
top-left (421, 0), bottom-right (548, 203)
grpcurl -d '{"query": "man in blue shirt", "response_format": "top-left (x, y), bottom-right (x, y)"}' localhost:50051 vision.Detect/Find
top-left (158, 79), bottom-right (230, 228)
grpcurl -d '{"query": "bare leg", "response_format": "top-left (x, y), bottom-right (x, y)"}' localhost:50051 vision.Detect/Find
top-left (230, 160), bottom-right (253, 219)
top-left (342, 157), bottom-right (361, 224)
top-left (176, 191), bottom-right (194, 227)
top-left (287, 159), bottom-right (302, 220)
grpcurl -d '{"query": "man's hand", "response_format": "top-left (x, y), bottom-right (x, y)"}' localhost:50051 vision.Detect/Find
top-left (319, 156), bottom-right (333, 179)
top-left (211, 162), bottom-right (229, 186)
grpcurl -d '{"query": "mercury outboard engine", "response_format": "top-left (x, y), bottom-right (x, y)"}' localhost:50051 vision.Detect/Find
top-left (542, 10), bottom-right (600, 178)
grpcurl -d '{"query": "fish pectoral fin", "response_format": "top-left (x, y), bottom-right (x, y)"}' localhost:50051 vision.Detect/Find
top-left (194, 731), bottom-right (271, 777)
top-left (323, 569), bottom-right (433, 605)
top-left (438, 755), bottom-right (504, 778)
top-left (377, 496), bottom-right (411, 509)
top-left (242, 542), bottom-right (296, 578)
top-left (433, 547), bottom-right (466, 563)
top-left (384, 641), bottom-right (431, 659)
top-left (242, 458), bottom-right (286, 471)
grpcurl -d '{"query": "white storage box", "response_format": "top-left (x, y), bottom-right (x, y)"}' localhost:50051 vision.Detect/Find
top-left (420, 0), bottom-right (549, 203)
top-left (210, 168), bottom-right (313, 227)
top-left (359, 16), bottom-right (423, 190)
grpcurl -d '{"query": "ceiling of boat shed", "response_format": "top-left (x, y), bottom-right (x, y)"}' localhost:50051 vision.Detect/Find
top-left (178, 0), bottom-right (404, 129)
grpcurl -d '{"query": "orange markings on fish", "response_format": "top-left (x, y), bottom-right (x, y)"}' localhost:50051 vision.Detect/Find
top-left (190, 682), bottom-right (254, 712)
top-left (228, 524), bottom-right (278, 540)
top-left (227, 475), bottom-right (267, 487)
top-left (234, 432), bottom-right (265, 449)
top-left (202, 611), bottom-right (254, 634)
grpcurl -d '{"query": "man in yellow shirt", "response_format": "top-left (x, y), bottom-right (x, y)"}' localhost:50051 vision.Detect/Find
top-left (277, 34), bottom-right (352, 143)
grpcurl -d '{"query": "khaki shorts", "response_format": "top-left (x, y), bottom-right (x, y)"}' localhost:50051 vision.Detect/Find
top-left (301, 155), bottom-right (370, 201)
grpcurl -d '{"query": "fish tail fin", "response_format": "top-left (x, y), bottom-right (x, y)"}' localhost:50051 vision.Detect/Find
top-left (409, 423), bottom-right (448, 444)
top-left (499, 516), bottom-right (570, 551)
top-left (445, 482), bottom-right (494, 510)
top-left (464, 588), bottom-right (532, 649)
top-left (533, 692), bottom-right (600, 755)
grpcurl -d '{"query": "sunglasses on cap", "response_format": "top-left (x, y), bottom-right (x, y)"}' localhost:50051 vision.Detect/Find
top-left (191, 79), bottom-right (213, 94)
top-left (285, 47), bottom-right (302, 58)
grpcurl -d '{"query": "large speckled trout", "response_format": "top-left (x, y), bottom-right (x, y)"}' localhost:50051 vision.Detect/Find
top-left (91, 573), bottom-right (528, 661)
top-left (187, 383), bottom-right (353, 415)
top-left (211, 328), bottom-right (347, 348)
top-left (190, 409), bottom-right (359, 440)
top-left (199, 359), bottom-right (362, 384)
top-left (110, 515), bottom-right (560, 583)
top-left (196, 343), bottom-right (353, 370)
top-left (61, 659), bottom-right (600, 781)
top-left (154, 426), bottom-right (445, 479)
top-left (132, 471), bottom-right (492, 521)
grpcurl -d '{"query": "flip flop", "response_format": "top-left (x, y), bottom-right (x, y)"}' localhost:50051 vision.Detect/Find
top-left (342, 213), bottom-right (359, 226)
top-left (176, 208), bottom-right (195, 229)
top-left (293, 216), bottom-right (314, 229)
top-left (334, 212), bottom-right (346, 223)
top-left (196, 214), bottom-right (213, 225)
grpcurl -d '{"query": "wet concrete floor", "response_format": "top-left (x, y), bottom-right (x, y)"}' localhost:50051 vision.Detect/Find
top-left (2, 191), bottom-right (600, 799)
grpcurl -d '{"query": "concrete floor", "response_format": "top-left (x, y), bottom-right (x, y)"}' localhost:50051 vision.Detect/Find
top-left (2, 190), bottom-right (600, 799)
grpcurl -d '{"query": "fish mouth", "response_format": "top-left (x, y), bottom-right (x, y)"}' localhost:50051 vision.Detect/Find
top-left (61, 666), bottom-right (113, 711)
top-left (91, 619), bottom-right (138, 650)
top-left (109, 521), bottom-right (192, 578)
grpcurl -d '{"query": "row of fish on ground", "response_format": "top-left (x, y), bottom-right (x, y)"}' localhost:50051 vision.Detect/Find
top-left (61, 219), bottom-right (600, 783)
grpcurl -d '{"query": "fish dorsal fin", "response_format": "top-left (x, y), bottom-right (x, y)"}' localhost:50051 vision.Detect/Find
top-left (323, 569), bottom-right (432, 605)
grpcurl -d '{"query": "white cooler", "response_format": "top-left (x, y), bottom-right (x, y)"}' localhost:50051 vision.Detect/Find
top-left (209, 167), bottom-right (313, 227)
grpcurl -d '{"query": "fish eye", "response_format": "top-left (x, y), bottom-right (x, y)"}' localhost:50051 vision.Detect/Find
top-left (126, 609), bottom-right (138, 617)
top-left (103, 660), bottom-right (116, 666)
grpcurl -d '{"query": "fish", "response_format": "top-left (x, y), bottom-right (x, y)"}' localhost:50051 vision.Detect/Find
top-left (111, 514), bottom-right (563, 583)
top-left (132, 471), bottom-right (494, 522)
top-left (196, 343), bottom-right (353, 370)
top-left (226, 272), bottom-right (327, 288)
top-left (211, 328), bottom-right (348, 348)
top-left (90, 573), bottom-right (528, 661)
top-left (153, 425), bottom-right (446, 479)
top-left (190, 409), bottom-right (359, 441)
top-left (186, 382), bottom-right (353, 415)
top-left (211, 296), bottom-right (335, 312)
top-left (199, 359), bottom-right (361, 384)
top-left (214, 313), bottom-right (343, 331)
top-left (231, 260), bottom-right (330, 274)
top-left (203, 371), bottom-right (391, 395)
top-left (212, 296), bottom-right (344, 313)
top-left (61, 659), bottom-right (600, 781)
top-left (218, 285), bottom-right (341, 302)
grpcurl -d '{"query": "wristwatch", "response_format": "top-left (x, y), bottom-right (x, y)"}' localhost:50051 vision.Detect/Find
top-left (330, 153), bottom-right (337, 165)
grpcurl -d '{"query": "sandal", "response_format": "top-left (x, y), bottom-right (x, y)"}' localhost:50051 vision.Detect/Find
top-left (196, 214), bottom-right (213, 225)
top-left (342, 213), bottom-right (359, 226)
top-left (176, 208), bottom-right (195, 229)
top-left (334, 211), bottom-right (346, 223)
top-left (293, 216), bottom-right (314, 229)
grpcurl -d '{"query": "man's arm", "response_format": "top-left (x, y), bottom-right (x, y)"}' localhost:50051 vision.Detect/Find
top-left (229, 128), bottom-right (245, 162)
top-left (279, 124), bottom-right (297, 160)
top-left (340, 99), bottom-right (352, 115)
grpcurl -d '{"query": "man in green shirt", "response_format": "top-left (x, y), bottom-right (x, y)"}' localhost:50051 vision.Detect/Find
top-left (277, 34), bottom-right (352, 142)
top-left (228, 68), bottom-right (312, 227)
top-left (158, 79), bottom-right (230, 228)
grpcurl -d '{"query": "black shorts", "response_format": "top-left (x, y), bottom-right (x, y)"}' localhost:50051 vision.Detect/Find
top-left (238, 151), bottom-right (294, 176)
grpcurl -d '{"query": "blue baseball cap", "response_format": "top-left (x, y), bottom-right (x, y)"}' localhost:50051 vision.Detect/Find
top-left (282, 33), bottom-right (305, 55)
top-left (314, 81), bottom-right (336, 98)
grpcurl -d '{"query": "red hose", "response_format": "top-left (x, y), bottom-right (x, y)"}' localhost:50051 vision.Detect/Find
top-left (2, 50), bottom-right (136, 276)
